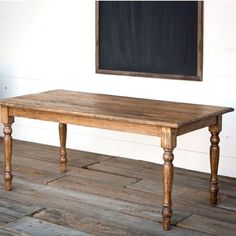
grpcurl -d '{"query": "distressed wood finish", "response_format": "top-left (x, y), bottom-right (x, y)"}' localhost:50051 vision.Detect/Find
top-left (0, 89), bottom-right (234, 231)
top-left (178, 214), bottom-right (236, 235)
top-left (0, 199), bottom-right (42, 225)
top-left (161, 128), bottom-right (177, 230)
top-left (1, 106), bottom-right (14, 191)
top-left (59, 123), bottom-right (67, 173)
top-left (209, 115), bottom-right (222, 205)
top-left (0, 139), bottom-right (236, 235)
top-left (7, 217), bottom-right (93, 236)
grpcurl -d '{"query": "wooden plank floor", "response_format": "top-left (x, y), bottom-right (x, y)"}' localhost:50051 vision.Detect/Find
top-left (0, 138), bottom-right (236, 236)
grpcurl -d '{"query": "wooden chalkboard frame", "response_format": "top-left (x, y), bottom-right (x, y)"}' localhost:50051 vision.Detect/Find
top-left (96, 1), bottom-right (203, 81)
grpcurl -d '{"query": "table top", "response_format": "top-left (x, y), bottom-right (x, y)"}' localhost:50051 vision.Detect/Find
top-left (0, 90), bottom-right (234, 129)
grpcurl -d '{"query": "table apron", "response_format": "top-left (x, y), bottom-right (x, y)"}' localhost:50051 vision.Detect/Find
top-left (8, 108), bottom-right (164, 137)
top-left (177, 116), bottom-right (218, 136)
top-left (8, 108), bottom-right (220, 138)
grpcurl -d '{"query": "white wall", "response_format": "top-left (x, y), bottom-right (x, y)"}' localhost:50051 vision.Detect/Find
top-left (0, 1), bottom-right (235, 177)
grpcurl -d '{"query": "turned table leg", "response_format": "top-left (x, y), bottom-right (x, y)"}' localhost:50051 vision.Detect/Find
top-left (209, 116), bottom-right (222, 205)
top-left (59, 123), bottom-right (67, 173)
top-left (161, 128), bottom-right (177, 231)
top-left (1, 107), bottom-right (14, 191)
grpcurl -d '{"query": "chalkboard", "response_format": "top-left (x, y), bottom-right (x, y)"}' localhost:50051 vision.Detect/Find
top-left (96, 1), bottom-right (203, 81)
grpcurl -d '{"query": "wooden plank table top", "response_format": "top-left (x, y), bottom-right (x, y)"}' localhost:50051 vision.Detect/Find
top-left (0, 89), bottom-right (234, 231)
top-left (0, 89), bottom-right (233, 135)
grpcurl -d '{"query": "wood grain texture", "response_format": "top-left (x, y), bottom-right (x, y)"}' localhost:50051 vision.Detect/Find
top-left (209, 116), bottom-right (222, 205)
top-left (0, 139), bottom-right (235, 235)
top-left (6, 217), bottom-right (93, 236)
top-left (1, 106), bottom-right (14, 191)
top-left (0, 199), bottom-right (42, 225)
top-left (0, 226), bottom-right (30, 236)
top-left (12, 139), bottom-right (112, 168)
top-left (217, 196), bottom-right (236, 212)
top-left (0, 90), bottom-right (233, 131)
top-left (88, 157), bottom-right (236, 224)
top-left (34, 208), bottom-right (205, 236)
top-left (160, 128), bottom-right (177, 230)
top-left (0, 90), bottom-right (234, 232)
top-left (178, 214), bottom-right (236, 236)
top-left (59, 123), bottom-right (67, 172)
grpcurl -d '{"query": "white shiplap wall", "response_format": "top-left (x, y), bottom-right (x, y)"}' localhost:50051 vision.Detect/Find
top-left (0, 1), bottom-right (235, 177)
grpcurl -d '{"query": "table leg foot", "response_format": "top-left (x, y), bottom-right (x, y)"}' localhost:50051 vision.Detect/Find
top-left (210, 191), bottom-right (218, 206)
top-left (4, 171), bottom-right (13, 191)
top-left (162, 205), bottom-right (172, 230)
top-left (59, 123), bottom-right (67, 173)
top-left (60, 163), bottom-right (67, 173)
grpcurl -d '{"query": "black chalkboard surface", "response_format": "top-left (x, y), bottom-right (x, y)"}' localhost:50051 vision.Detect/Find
top-left (96, 1), bottom-right (203, 81)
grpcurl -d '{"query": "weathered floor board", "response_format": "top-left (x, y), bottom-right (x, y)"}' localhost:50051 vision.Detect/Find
top-left (0, 226), bottom-right (30, 236)
top-left (217, 196), bottom-right (236, 211)
top-left (6, 217), bottom-right (94, 236)
top-left (0, 139), bottom-right (236, 235)
top-left (0, 199), bottom-right (42, 225)
top-left (34, 208), bottom-right (209, 236)
top-left (178, 214), bottom-right (236, 236)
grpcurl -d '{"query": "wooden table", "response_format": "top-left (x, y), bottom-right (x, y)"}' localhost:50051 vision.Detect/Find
top-left (0, 90), bottom-right (234, 231)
